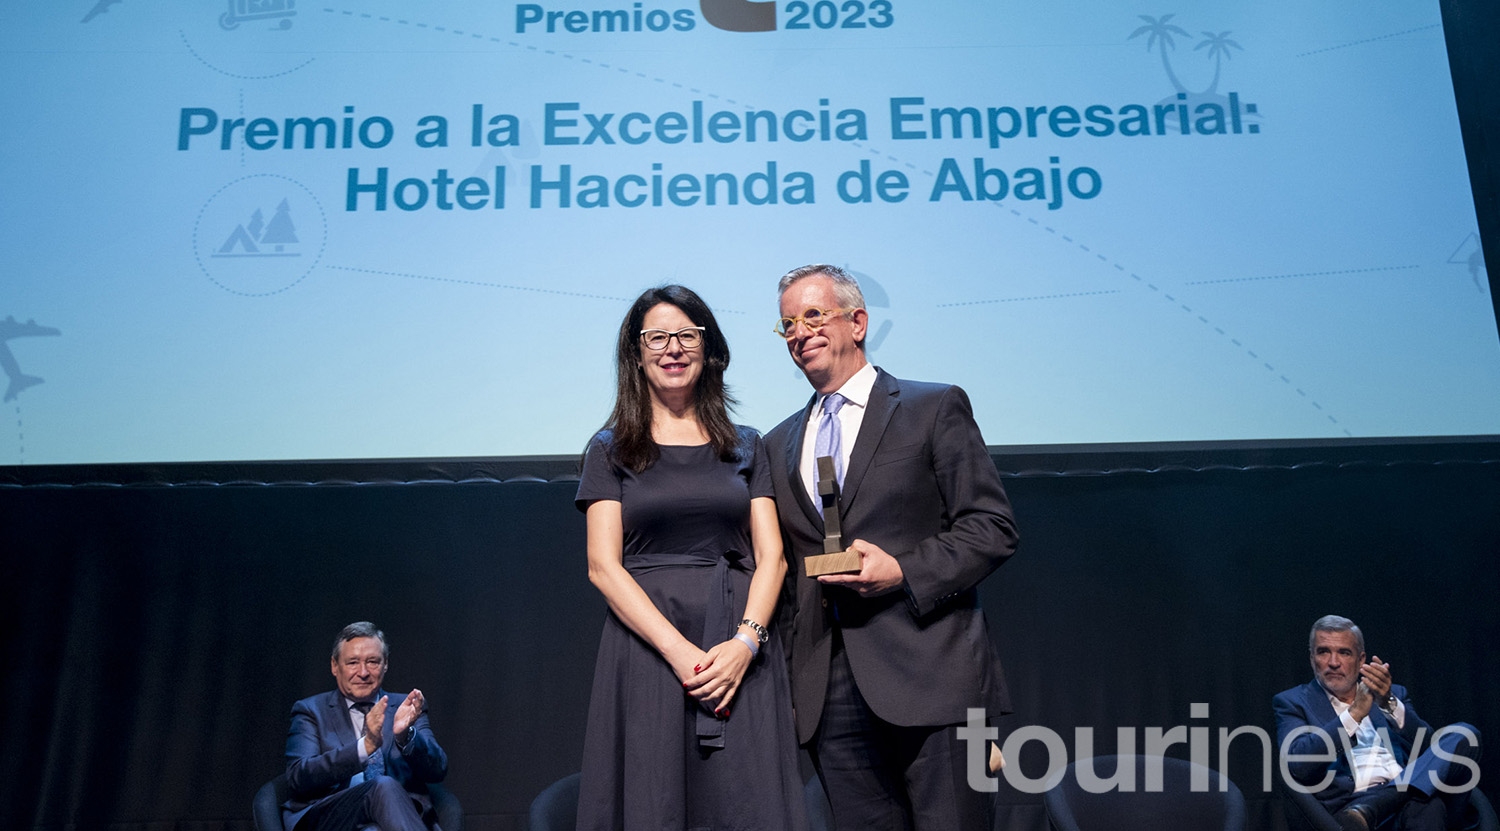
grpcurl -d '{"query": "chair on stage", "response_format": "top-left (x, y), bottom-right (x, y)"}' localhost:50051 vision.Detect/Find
top-left (527, 771), bottom-right (581, 831)
top-left (252, 773), bottom-right (463, 831)
top-left (1278, 776), bottom-right (1497, 831)
top-left (252, 775), bottom-right (291, 831)
top-left (1042, 754), bottom-right (1245, 831)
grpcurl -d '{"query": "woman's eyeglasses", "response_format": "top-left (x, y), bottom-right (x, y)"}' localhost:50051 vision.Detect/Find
top-left (640, 326), bottom-right (706, 351)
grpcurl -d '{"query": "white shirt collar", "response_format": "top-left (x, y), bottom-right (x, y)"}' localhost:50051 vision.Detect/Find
top-left (815, 362), bottom-right (877, 414)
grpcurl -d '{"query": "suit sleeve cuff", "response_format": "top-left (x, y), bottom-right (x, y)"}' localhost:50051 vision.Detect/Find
top-left (901, 578), bottom-right (925, 617)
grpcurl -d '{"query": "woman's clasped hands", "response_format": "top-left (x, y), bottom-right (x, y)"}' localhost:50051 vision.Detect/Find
top-left (677, 637), bottom-right (754, 719)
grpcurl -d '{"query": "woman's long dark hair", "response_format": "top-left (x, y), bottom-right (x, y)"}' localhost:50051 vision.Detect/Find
top-left (598, 285), bottom-right (739, 472)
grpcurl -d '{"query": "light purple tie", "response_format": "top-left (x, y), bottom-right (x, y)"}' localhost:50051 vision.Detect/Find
top-left (814, 393), bottom-right (847, 517)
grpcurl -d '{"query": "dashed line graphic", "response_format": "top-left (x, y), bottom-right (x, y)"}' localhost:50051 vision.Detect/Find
top-left (928, 194), bottom-right (1355, 436)
top-left (321, 266), bottom-right (758, 316)
top-left (322, 266), bottom-right (636, 303)
top-left (937, 291), bottom-right (1122, 307)
top-left (1295, 24), bottom-right (1440, 58)
top-left (319, 8), bottom-right (763, 106)
top-left (178, 29), bottom-right (317, 79)
top-left (12, 404), bottom-right (24, 464)
top-left (1186, 265), bottom-right (1420, 285)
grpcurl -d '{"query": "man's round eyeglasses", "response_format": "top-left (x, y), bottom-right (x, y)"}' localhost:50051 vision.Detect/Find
top-left (640, 326), bottom-right (706, 351)
top-left (773, 308), bottom-right (860, 338)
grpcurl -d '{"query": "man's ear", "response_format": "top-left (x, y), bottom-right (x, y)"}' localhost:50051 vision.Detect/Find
top-left (849, 308), bottom-right (869, 345)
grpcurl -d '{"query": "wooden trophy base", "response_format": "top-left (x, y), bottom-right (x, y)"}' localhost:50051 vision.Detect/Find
top-left (805, 549), bottom-right (861, 577)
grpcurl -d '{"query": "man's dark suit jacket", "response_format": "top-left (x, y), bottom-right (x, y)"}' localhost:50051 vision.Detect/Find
top-left (1272, 678), bottom-right (1427, 812)
top-left (282, 689), bottom-right (448, 831)
top-left (766, 368), bottom-right (1019, 744)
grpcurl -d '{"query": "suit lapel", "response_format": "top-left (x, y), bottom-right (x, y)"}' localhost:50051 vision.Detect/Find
top-left (1301, 680), bottom-right (1338, 725)
top-left (787, 393), bottom-right (823, 531)
top-left (326, 691), bottom-right (356, 746)
top-left (840, 368), bottom-right (897, 514)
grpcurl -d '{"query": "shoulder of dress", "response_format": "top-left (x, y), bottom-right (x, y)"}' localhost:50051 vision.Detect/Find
top-left (584, 429), bottom-right (618, 456)
top-left (731, 425), bottom-right (766, 461)
top-left (733, 423), bottom-right (763, 441)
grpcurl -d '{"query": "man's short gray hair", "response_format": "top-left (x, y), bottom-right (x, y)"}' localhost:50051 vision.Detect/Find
top-left (332, 621), bottom-right (389, 662)
top-left (777, 263), bottom-right (866, 311)
top-left (1308, 614), bottom-right (1364, 655)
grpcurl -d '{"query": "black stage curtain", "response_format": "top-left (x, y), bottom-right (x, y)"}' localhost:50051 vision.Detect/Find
top-left (4, 446), bottom-right (1498, 831)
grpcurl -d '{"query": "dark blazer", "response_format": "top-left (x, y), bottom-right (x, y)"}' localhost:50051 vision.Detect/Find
top-left (282, 689), bottom-right (448, 831)
top-left (1272, 678), bottom-right (1428, 812)
top-left (766, 368), bottom-right (1019, 743)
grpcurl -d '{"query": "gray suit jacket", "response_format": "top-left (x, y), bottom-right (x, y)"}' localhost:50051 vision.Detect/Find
top-left (766, 368), bottom-right (1019, 743)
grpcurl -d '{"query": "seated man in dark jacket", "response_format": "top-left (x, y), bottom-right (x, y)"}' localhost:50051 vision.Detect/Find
top-left (283, 621), bottom-right (448, 831)
top-left (1273, 615), bottom-right (1480, 831)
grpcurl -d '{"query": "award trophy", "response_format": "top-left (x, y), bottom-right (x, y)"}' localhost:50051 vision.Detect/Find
top-left (803, 455), bottom-right (862, 577)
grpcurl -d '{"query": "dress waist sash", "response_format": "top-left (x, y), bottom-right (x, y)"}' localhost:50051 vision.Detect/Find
top-left (625, 549), bottom-right (753, 750)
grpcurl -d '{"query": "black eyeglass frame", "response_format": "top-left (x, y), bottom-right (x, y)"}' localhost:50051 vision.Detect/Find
top-left (639, 326), bottom-right (707, 351)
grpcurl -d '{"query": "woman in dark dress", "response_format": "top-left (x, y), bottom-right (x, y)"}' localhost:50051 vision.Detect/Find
top-left (575, 285), bottom-right (807, 831)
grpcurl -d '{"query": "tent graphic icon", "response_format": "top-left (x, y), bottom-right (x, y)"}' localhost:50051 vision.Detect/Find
top-left (214, 198), bottom-right (300, 258)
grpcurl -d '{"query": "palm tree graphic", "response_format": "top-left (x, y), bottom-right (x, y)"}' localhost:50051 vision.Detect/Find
top-left (1194, 30), bottom-right (1244, 94)
top-left (1129, 14), bottom-right (1193, 93)
top-left (1129, 14), bottom-right (1253, 132)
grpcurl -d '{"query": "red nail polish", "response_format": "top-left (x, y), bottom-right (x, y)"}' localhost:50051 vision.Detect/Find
top-left (693, 665), bottom-right (701, 673)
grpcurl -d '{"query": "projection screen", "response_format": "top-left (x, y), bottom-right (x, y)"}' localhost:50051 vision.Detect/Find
top-left (3, 0), bottom-right (1498, 466)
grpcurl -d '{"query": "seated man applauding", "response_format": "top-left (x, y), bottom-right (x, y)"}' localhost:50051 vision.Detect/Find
top-left (1273, 615), bottom-right (1481, 831)
top-left (282, 621), bottom-right (448, 831)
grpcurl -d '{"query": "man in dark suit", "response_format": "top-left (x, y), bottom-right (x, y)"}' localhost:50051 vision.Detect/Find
top-left (283, 621), bottom-right (448, 831)
top-left (1273, 615), bottom-right (1481, 831)
top-left (764, 264), bottom-right (1019, 831)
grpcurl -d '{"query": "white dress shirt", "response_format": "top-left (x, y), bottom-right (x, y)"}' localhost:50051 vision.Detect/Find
top-left (345, 696), bottom-right (373, 763)
top-left (798, 362), bottom-right (877, 509)
top-left (1328, 690), bottom-right (1407, 791)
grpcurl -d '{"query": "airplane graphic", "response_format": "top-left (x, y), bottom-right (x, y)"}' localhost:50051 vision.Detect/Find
top-left (0, 316), bottom-right (61, 402)
top-left (81, 0), bottom-right (123, 24)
